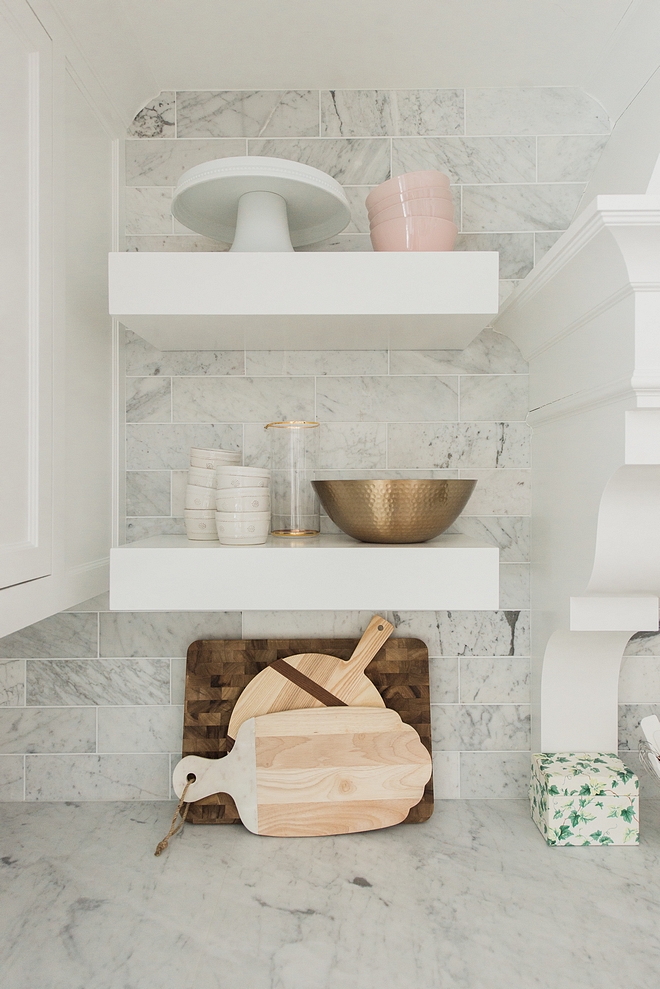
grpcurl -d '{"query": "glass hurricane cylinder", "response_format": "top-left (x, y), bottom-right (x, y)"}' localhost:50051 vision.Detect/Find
top-left (265, 421), bottom-right (320, 536)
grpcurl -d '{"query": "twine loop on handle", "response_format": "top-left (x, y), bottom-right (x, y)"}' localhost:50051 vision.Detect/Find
top-left (154, 776), bottom-right (195, 856)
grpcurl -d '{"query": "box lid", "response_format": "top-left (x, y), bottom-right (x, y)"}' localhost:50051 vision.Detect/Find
top-left (532, 753), bottom-right (638, 796)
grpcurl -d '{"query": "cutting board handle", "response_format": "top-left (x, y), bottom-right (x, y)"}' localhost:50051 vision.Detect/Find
top-left (345, 615), bottom-right (394, 674)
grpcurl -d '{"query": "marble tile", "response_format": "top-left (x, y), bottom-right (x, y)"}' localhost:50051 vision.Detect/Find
top-left (455, 232), bottom-right (534, 280)
top-left (619, 657), bottom-right (660, 703)
top-left (0, 661), bottom-right (24, 706)
top-left (537, 135), bottom-right (608, 183)
top-left (245, 349), bottom-right (388, 376)
top-left (390, 610), bottom-right (531, 657)
top-left (387, 422), bottom-right (530, 469)
top-left (125, 471), bottom-right (171, 517)
top-left (457, 469), bottom-right (531, 516)
top-left (392, 136), bottom-right (536, 184)
top-left (172, 376), bottom-right (314, 423)
top-left (459, 375), bottom-right (528, 421)
top-left (447, 516), bottom-right (530, 563)
top-left (499, 280), bottom-right (518, 307)
top-left (171, 658), bottom-right (186, 705)
top-left (0, 753), bottom-right (23, 798)
top-left (534, 231), bottom-right (563, 264)
top-left (126, 235), bottom-right (229, 252)
top-left (126, 138), bottom-right (246, 185)
top-left (248, 138), bottom-right (390, 184)
top-left (242, 611), bottom-right (382, 638)
top-left (319, 422), bottom-right (387, 469)
top-left (625, 629), bottom-right (660, 656)
top-left (321, 89), bottom-right (464, 137)
top-left (125, 517), bottom-right (185, 542)
top-left (171, 471), bottom-right (188, 516)
top-left (459, 658), bottom-right (530, 704)
top-left (389, 328), bottom-right (527, 375)
top-left (342, 186), bottom-right (373, 234)
top-left (619, 703), bottom-right (660, 751)
top-left (499, 563), bottom-right (531, 609)
top-left (25, 754), bottom-right (170, 799)
top-left (296, 233), bottom-right (373, 252)
top-left (316, 375), bottom-right (458, 422)
top-left (26, 660), bottom-right (170, 707)
top-left (127, 92), bottom-right (176, 139)
top-left (125, 187), bottom-right (173, 235)
top-left (462, 183), bottom-right (584, 232)
top-left (431, 750), bottom-right (460, 799)
top-left (126, 423), bottom-right (242, 469)
top-left (466, 87), bottom-right (610, 135)
top-left (0, 613), bottom-right (98, 659)
top-left (460, 751), bottom-right (531, 798)
top-left (0, 708), bottom-right (95, 753)
top-left (125, 331), bottom-right (244, 377)
top-left (100, 612), bottom-right (241, 658)
top-left (429, 657), bottom-right (459, 704)
top-left (125, 377), bottom-right (171, 423)
top-left (177, 90), bottom-right (319, 138)
top-left (242, 423), bottom-right (273, 468)
top-left (431, 703), bottom-right (531, 750)
top-left (618, 749), bottom-right (660, 802)
top-left (98, 706), bottom-right (184, 754)
top-left (65, 593), bottom-right (109, 612)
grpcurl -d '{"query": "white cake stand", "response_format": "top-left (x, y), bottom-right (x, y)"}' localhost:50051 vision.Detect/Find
top-left (171, 156), bottom-right (351, 251)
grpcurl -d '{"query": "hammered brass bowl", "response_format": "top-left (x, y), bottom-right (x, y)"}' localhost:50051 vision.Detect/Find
top-left (312, 479), bottom-right (477, 544)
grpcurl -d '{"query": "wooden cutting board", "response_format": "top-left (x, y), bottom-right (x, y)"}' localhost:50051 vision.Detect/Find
top-left (174, 707), bottom-right (432, 837)
top-left (182, 636), bottom-right (433, 825)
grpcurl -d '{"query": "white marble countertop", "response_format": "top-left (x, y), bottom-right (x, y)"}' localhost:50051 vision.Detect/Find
top-left (1, 799), bottom-right (660, 989)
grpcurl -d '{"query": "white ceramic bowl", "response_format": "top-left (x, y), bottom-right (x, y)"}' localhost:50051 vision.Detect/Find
top-left (184, 508), bottom-right (216, 518)
top-left (190, 446), bottom-right (241, 460)
top-left (367, 186), bottom-right (454, 219)
top-left (215, 513), bottom-right (270, 545)
top-left (190, 454), bottom-right (241, 469)
top-left (216, 466), bottom-right (271, 489)
top-left (216, 488), bottom-right (271, 513)
top-left (188, 466), bottom-right (217, 489)
top-left (185, 484), bottom-right (217, 510)
top-left (366, 171), bottom-right (451, 211)
top-left (369, 198), bottom-right (455, 226)
top-left (185, 517), bottom-right (218, 539)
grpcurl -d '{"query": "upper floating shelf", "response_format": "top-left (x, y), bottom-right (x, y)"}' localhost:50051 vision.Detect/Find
top-left (108, 251), bottom-right (499, 351)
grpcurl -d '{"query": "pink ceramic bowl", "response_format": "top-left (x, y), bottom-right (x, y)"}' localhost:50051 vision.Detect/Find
top-left (369, 198), bottom-right (455, 226)
top-left (366, 171), bottom-right (451, 211)
top-left (367, 186), bottom-right (454, 220)
top-left (370, 215), bottom-right (458, 252)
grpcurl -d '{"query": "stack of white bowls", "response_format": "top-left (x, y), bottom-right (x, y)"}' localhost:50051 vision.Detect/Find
top-left (215, 465), bottom-right (271, 544)
top-left (184, 447), bottom-right (241, 540)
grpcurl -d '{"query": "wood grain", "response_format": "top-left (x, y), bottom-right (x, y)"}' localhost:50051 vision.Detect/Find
top-left (182, 636), bottom-right (433, 825)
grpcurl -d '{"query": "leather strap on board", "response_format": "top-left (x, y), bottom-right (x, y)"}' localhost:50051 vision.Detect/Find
top-left (269, 658), bottom-right (348, 708)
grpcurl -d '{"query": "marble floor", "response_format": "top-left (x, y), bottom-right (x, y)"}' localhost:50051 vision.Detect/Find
top-left (1, 800), bottom-right (659, 989)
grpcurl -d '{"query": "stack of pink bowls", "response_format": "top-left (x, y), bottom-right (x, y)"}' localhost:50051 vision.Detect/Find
top-left (367, 170), bottom-right (457, 252)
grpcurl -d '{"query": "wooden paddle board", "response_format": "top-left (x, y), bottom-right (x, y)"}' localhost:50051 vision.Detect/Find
top-left (173, 706), bottom-right (432, 837)
top-left (226, 615), bottom-right (393, 745)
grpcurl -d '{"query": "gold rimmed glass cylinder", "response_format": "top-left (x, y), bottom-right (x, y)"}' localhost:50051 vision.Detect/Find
top-left (265, 421), bottom-right (320, 536)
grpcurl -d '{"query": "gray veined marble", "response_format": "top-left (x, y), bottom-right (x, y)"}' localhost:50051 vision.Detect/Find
top-left (618, 703), bottom-right (660, 751)
top-left (125, 330), bottom-right (244, 377)
top-left (386, 421), bottom-right (530, 470)
top-left (392, 136), bottom-right (536, 184)
top-left (319, 422), bottom-right (387, 469)
top-left (459, 751), bottom-right (531, 798)
top-left (125, 471), bottom-right (171, 518)
top-left (0, 661), bottom-right (25, 706)
top-left (172, 375), bottom-right (315, 423)
top-left (448, 515), bottom-right (530, 562)
top-left (124, 187), bottom-right (174, 235)
top-left (341, 186), bottom-right (372, 233)
top-left (247, 138), bottom-right (391, 185)
top-left (431, 703), bottom-right (531, 750)
top-left (126, 138), bottom-right (246, 185)
top-left (126, 234), bottom-right (229, 252)
top-left (534, 230), bottom-right (563, 264)
top-left (459, 657), bottom-right (531, 704)
top-left (391, 610), bottom-right (531, 657)
top-left (125, 376), bottom-right (171, 423)
top-left (388, 327), bottom-right (528, 375)
top-left (429, 656), bottom-right (459, 704)
top-left (0, 707), bottom-right (96, 753)
top-left (316, 375), bottom-right (458, 422)
top-left (244, 349), bottom-right (388, 376)
top-left (0, 613), bottom-right (98, 659)
top-left (99, 611), bottom-right (241, 658)
top-left (321, 89), bottom-right (464, 137)
top-left (619, 656), bottom-right (660, 703)
top-left (465, 87), bottom-right (610, 135)
top-left (459, 374), bottom-right (529, 421)
top-left (26, 660), bottom-right (170, 707)
top-left (125, 518), bottom-right (185, 543)
top-left (537, 135), bottom-right (608, 183)
top-left (625, 628), bottom-right (660, 656)
top-left (454, 232), bottom-right (534, 280)
top-left (176, 90), bottom-right (319, 138)
top-left (462, 182), bottom-right (585, 232)
top-left (24, 754), bottom-right (170, 800)
top-left (126, 423), bottom-right (242, 470)
top-left (127, 92), bottom-right (176, 139)
top-left (457, 468), bottom-right (531, 516)
top-left (97, 706), bottom-right (184, 754)
top-left (0, 754), bottom-right (23, 799)
top-left (498, 563), bottom-right (531, 609)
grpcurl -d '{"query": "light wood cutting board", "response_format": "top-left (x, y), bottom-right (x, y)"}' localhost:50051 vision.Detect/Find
top-left (226, 615), bottom-right (393, 745)
top-left (173, 707), bottom-right (432, 837)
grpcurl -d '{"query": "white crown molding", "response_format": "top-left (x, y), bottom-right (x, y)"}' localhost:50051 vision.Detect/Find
top-left (527, 374), bottom-right (635, 428)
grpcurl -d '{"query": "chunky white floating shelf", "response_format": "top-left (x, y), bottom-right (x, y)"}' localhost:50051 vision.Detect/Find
top-left (109, 534), bottom-right (499, 611)
top-left (109, 251), bottom-right (499, 351)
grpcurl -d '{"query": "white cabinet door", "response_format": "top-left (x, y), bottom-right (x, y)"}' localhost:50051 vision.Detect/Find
top-left (0, 0), bottom-right (52, 588)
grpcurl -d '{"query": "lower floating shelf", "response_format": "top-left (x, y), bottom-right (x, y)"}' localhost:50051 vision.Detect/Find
top-left (109, 534), bottom-right (499, 611)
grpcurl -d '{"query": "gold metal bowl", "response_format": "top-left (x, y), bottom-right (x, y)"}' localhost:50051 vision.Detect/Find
top-left (312, 479), bottom-right (477, 544)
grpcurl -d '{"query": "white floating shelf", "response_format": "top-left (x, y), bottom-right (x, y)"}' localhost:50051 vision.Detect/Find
top-left (109, 251), bottom-right (499, 351)
top-left (109, 534), bottom-right (499, 612)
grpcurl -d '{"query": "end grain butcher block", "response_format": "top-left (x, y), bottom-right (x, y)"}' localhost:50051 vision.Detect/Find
top-left (182, 635), bottom-right (433, 825)
top-left (174, 707), bottom-right (432, 837)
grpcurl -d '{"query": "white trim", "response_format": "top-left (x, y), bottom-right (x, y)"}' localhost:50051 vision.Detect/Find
top-left (527, 375), bottom-right (634, 427)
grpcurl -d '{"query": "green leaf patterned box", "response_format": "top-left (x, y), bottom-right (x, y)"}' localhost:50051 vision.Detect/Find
top-left (530, 753), bottom-right (639, 846)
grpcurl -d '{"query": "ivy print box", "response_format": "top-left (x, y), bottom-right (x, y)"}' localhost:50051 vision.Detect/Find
top-left (530, 753), bottom-right (639, 846)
